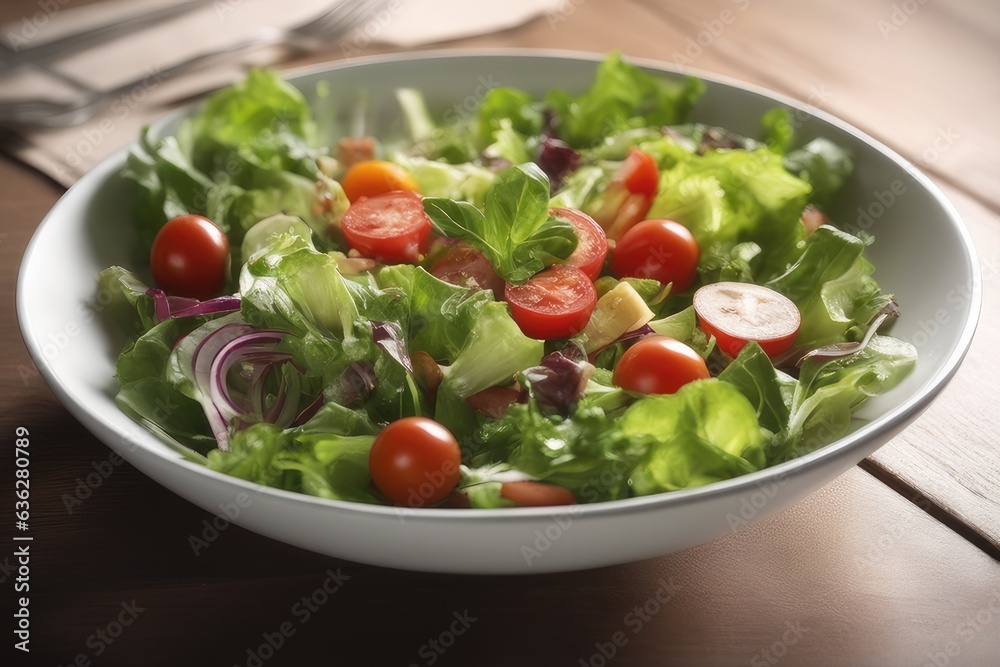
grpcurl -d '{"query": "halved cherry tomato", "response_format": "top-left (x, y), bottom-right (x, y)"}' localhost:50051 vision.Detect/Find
top-left (150, 214), bottom-right (230, 301)
top-left (504, 264), bottom-right (598, 340)
top-left (620, 147), bottom-right (659, 197)
top-left (590, 148), bottom-right (659, 240)
top-left (369, 416), bottom-right (461, 507)
top-left (610, 219), bottom-right (700, 294)
top-left (342, 160), bottom-right (419, 202)
top-left (693, 282), bottom-right (801, 358)
top-left (341, 191), bottom-right (432, 264)
top-left (552, 207), bottom-right (608, 281)
top-left (501, 481), bottom-right (577, 507)
top-left (429, 243), bottom-right (505, 299)
top-left (612, 335), bottom-right (710, 394)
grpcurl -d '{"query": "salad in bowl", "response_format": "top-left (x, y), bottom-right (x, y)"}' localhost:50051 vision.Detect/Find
top-left (98, 52), bottom-right (916, 512)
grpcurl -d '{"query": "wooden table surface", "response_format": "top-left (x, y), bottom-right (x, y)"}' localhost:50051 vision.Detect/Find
top-left (2, 0), bottom-right (999, 665)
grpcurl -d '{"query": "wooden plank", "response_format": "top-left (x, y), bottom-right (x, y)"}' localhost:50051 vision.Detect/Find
top-left (7, 421), bottom-right (998, 667)
top-left (625, 0), bottom-right (1000, 212)
top-left (866, 182), bottom-right (1000, 549)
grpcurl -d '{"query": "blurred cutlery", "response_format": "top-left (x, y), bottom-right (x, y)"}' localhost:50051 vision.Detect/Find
top-left (1, 0), bottom-right (209, 68)
top-left (0, 0), bottom-right (387, 128)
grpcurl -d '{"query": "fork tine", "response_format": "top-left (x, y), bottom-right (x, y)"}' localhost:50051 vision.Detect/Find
top-left (4, 0), bottom-right (210, 66)
top-left (0, 0), bottom-right (395, 128)
top-left (298, 0), bottom-right (388, 38)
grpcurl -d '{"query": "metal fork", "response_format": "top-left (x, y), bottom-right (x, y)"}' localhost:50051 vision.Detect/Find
top-left (0, 0), bottom-right (387, 128)
top-left (1, 0), bottom-right (210, 68)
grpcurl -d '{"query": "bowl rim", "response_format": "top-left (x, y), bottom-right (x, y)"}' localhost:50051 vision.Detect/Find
top-left (16, 47), bottom-right (983, 524)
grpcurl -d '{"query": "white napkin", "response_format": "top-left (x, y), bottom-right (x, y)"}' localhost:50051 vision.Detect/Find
top-left (0, 0), bottom-right (562, 186)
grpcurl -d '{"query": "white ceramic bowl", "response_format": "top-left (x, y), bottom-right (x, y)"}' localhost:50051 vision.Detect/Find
top-left (17, 51), bottom-right (981, 573)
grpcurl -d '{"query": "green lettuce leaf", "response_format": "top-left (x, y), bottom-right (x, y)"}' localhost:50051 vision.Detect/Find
top-left (717, 336), bottom-right (917, 463)
top-left (180, 68), bottom-right (318, 180)
top-left (476, 87), bottom-right (545, 146)
top-left (498, 404), bottom-right (646, 503)
top-left (96, 266), bottom-right (157, 337)
top-left (766, 225), bottom-right (892, 349)
top-left (377, 264), bottom-right (492, 363)
top-left (783, 138), bottom-right (853, 209)
top-left (545, 51), bottom-right (704, 148)
top-left (718, 343), bottom-right (795, 437)
top-left (395, 87), bottom-right (477, 164)
top-left (122, 129), bottom-right (218, 252)
top-left (623, 379), bottom-right (766, 493)
top-left (760, 107), bottom-right (795, 155)
top-left (114, 315), bottom-right (218, 456)
top-left (389, 154), bottom-right (496, 207)
top-left (482, 118), bottom-right (533, 165)
top-left (240, 234), bottom-right (362, 339)
top-left (788, 335), bottom-right (917, 455)
top-left (205, 404), bottom-right (382, 503)
top-left (435, 301), bottom-right (543, 438)
top-left (718, 342), bottom-right (797, 462)
top-left (650, 307), bottom-right (714, 358)
top-left (122, 69), bottom-right (330, 277)
top-left (648, 147), bottom-right (812, 280)
top-left (206, 423), bottom-right (289, 487)
top-left (116, 377), bottom-right (216, 457)
top-left (273, 434), bottom-right (380, 503)
top-left (297, 401), bottom-right (377, 437)
top-left (238, 234), bottom-right (389, 395)
top-left (117, 317), bottom-right (194, 385)
top-left (439, 300), bottom-right (543, 399)
top-left (548, 164), bottom-right (610, 210)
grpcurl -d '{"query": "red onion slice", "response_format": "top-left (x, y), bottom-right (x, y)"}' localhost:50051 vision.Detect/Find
top-left (146, 288), bottom-right (240, 323)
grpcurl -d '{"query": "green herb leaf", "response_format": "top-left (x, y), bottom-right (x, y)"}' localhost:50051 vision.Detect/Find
top-left (423, 163), bottom-right (578, 284)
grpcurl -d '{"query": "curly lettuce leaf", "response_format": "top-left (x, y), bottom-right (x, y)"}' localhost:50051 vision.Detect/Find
top-left (123, 69), bottom-right (329, 276)
top-left (783, 138), bottom-right (853, 209)
top-left (377, 264), bottom-right (492, 363)
top-left (545, 51), bottom-right (704, 148)
top-left (205, 423), bottom-right (289, 486)
top-left (180, 68), bottom-right (318, 180)
top-left (205, 404), bottom-right (382, 503)
top-left (273, 434), bottom-right (380, 503)
top-left (648, 147), bottom-right (812, 281)
top-left (435, 301), bottom-right (543, 437)
top-left (240, 234), bottom-right (362, 339)
top-left (622, 379), bottom-right (766, 493)
top-left (476, 87), bottom-right (545, 147)
top-left (499, 404), bottom-right (646, 503)
top-left (760, 107), bottom-right (795, 155)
